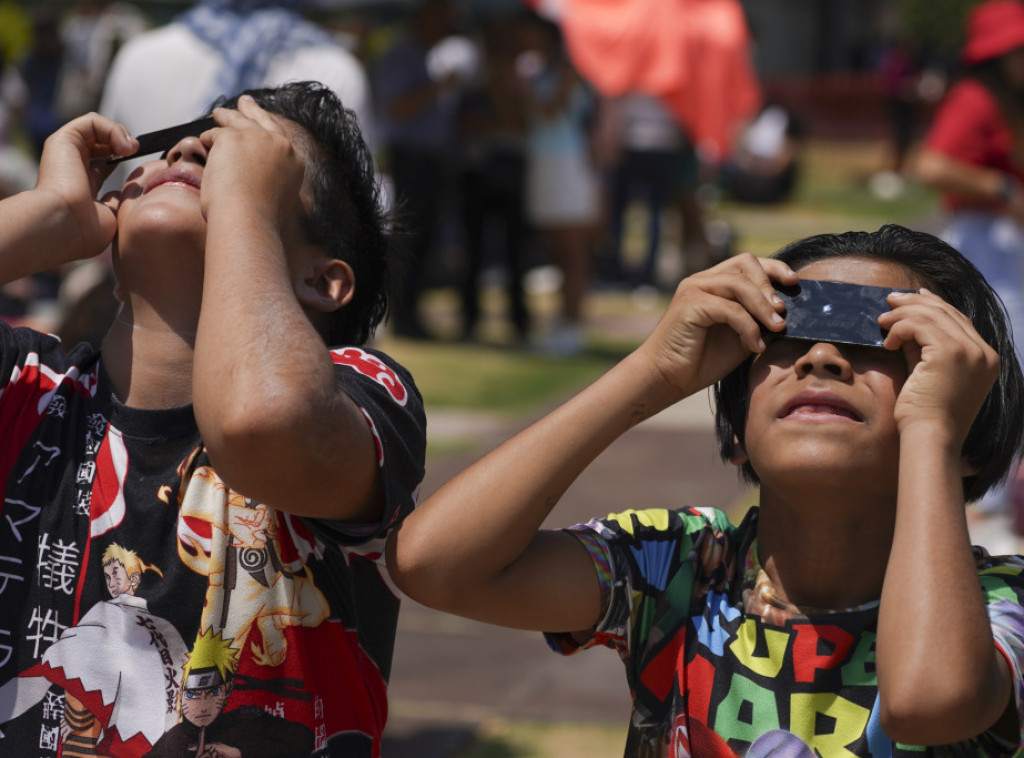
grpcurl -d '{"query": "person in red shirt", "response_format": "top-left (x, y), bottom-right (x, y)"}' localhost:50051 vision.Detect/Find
top-left (917, 0), bottom-right (1024, 522)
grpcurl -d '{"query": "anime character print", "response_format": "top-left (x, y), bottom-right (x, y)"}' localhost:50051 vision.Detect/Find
top-left (0, 543), bottom-right (188, 755)
top-left (145, 627), bottom-right (312, 757)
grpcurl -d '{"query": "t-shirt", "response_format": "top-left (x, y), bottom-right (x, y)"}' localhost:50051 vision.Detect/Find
top-left (548, 506), bottom-right (1024, 757)
top-left (0, 323), bottom-right (426, 757)
top-left (923, 78), bottom-right (1024, 213)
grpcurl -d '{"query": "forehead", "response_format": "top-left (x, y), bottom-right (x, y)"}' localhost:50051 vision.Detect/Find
top-left (795, 256), bottom-right (917, 290)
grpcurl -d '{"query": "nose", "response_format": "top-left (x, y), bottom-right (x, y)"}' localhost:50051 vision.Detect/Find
top-left (793, 341), bottom-right (852, 380)
top-left (166, 135), bottom-right (207, 166)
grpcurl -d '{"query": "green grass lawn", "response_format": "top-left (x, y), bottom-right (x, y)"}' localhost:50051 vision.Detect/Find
top-left (377, 338), bottom-right (616, 415)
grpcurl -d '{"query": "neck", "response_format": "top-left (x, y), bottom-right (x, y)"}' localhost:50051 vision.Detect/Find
top-left (101, 307), bottom-right (196, 409)
top-left (755, 482), bottom-right (896, 610)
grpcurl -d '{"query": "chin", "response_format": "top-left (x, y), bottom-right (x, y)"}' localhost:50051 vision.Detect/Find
top-left (118, 201), bottom-right (205, 244)
top-left (753, 442), bottom-right (896, 483)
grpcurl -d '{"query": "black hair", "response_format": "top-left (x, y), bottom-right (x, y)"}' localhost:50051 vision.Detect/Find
top-left (713, 224), bottom-right (1024, 503)
top-left (212, 81), bottom-right (391, 346)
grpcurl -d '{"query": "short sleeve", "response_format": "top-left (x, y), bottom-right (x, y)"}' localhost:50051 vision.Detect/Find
top-left (0, 322), bottom-right (100, 492)
top-left (306, 346), bottom-right (426, 544)
top-left (979, 554), bottom-right (1024, 754)
top-left (545, 507), bottom-right (737, 660)
top-left (924, 79), bottom-right (1009, 169)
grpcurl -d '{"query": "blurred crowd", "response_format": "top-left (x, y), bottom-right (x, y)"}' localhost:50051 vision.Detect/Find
top-left (0, 0), bottom-right (807, 355)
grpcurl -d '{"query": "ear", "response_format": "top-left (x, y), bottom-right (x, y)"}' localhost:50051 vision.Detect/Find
top-left (729, 436), bottom-right (749, 466)
top-left (295, 257), bottom-right (355, 313)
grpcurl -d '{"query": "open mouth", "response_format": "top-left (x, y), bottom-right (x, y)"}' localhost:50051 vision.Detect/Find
top-left (780, 394), bottom-right (862, 422)
top-left (145, 168), bottom-right (201, 194)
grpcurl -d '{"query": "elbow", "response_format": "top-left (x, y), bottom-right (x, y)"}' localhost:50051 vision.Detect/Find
top-left (878, 681), bottom-right (1008, 746)
top-left (199, 399), bottom-right (313, 489)
top-left (201, 403), bottom-right (290, 461)
top-left (386, 528), bottom-right (459, 611)
top-left (386, 525), bottom-right (491, 616)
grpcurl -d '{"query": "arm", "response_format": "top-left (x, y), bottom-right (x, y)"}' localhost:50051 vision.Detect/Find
top-left (192, 97), bottom-right (383, 523)
top-left (386, 255), bottom-right (797, 632)
top-left (876, 290), bottom-right (1012, 744)
top-left (916, 148), bottom-right (1024, 216)
top-left (0, 113), bottom-right (135, 285)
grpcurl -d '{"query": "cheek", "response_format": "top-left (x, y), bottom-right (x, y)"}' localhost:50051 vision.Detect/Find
top-left (865, 363), bottom-right (907, 406)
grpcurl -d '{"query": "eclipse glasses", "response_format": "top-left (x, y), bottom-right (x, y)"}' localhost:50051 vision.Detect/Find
top-left (106, 117), bottom-right (216, 164)
top-left (771, 279), bottom-right (916, 348)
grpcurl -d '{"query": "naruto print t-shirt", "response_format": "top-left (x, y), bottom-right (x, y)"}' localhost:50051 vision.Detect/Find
top-left (547, 506), bottom-right (1024, 757)
top-left (0, 322), bottom-right (425, 757)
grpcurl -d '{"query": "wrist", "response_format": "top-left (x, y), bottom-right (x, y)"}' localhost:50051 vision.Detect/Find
top-left (898, 417), bottom-right (962, 458)
top-left (998, 173), bottom-right (1020, 205)
top-left (629, 347), bottom-right (691, 413)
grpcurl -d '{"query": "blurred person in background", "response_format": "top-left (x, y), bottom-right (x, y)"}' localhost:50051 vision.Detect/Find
top-left (0, 45), bottom-right (31, 199)
top-left (519, 10), bottom-right (600, 356)
top-left (18, 5), bottom-right (64, 159)
top-left (101, 0), bottom-right (372, 187)
top-left (720, 99), bottom-right (803, 206)
top-left (56, 0), bottom-right (148, 123)
top-left (916, 0), bottom-right (1024, 521)
top-left (869, 32), bottom-right (926, 199)
top-left (372, 0), bottom-right (462, 340)
top-left (0, 39), bottom-right (49, 328)
top-left (454, 16), bottom-right (531, 345)
top-left (601, 91), bottom-right (712, 291)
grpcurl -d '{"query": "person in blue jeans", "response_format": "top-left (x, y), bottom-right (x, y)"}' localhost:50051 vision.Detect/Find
top-left (917, 0), bottom-right (1024, 518)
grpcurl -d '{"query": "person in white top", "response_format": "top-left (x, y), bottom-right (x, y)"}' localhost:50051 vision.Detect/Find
top-left (99, 0), bottom-right (371, 191)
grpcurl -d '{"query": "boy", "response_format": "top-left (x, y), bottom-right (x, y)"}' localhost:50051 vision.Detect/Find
top-left (388, 225), bottom-right (1024, 756)
top-left (0, 81), bottom-right (426, 757)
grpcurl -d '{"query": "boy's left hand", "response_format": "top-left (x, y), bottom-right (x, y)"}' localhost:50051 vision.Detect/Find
top-left (879, 289), bottom-right (999, 446)
top-left (198, 95), bottom-right (307, 237)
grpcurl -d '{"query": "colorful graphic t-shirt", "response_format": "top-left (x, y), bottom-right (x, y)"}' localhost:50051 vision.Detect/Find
top-left (0, 323), bottom-right (426, 757)
top-left (548, 506), bottom-right (1024, 757)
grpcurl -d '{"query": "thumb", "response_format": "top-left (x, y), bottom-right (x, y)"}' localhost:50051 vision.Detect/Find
top-left (93, 195), bottom-right (120, 247)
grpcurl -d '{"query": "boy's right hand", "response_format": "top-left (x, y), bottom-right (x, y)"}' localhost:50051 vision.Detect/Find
top-left (35, 113), bottom-right (138, 260)
top-left (640, 254), bottom-right (798, 398)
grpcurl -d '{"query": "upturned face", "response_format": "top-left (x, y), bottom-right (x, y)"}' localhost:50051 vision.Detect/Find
top-left (739, 257), bottom-right (915, 496)
top-left (109, 111), bottom-right (320, 303)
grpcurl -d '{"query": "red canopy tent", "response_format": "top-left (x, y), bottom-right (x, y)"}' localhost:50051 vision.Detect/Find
top-left (526, 0), bottom-right (762, 162)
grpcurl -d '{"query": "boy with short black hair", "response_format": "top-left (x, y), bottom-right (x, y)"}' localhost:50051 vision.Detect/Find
top-left (389, 225), bottom-right (1024, 755)
top-left (0, 81), bottom-right (425, 757)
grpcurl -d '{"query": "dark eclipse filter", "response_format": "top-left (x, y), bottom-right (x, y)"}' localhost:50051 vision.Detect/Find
top-left (770, 279), bottom-right (916, 348)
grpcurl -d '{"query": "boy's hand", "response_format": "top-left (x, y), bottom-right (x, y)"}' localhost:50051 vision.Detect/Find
top-left (880, 289), bottom-right (999, 446)
top-left (198, 96), bottom-right (307, 238)
top-left (35, 113), bottom-right (137, 259)
top-left (639, 254), bottom-right (798, 398)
